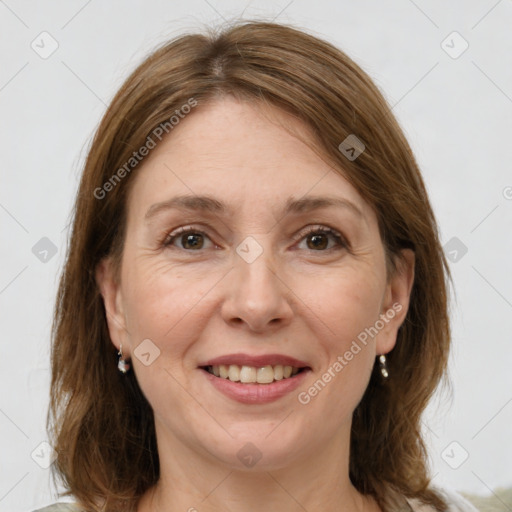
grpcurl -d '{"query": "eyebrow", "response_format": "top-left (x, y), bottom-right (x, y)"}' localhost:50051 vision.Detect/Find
top-left (144, 194), bottom-right (364, 220)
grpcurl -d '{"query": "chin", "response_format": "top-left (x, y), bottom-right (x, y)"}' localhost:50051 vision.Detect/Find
top-left (199, 425), bottom-right (307, 472)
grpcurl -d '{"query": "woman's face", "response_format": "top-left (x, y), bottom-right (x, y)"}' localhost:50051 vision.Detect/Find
top-left (98, 96), bottom-right (413, 471)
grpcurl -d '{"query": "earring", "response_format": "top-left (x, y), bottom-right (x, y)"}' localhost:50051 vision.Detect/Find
top-left (378, 354), bottom-right (389, 378)
top-left (117, 344), bottom-right (130, 373)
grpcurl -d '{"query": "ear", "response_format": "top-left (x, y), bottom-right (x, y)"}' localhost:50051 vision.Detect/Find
top-left (376, 249), bottom-right (415, 355)
top-left (95, 257), bottom-right (130, 356)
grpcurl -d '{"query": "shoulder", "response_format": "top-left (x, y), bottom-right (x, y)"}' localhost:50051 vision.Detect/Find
top-left (405, 486), bottom-right (480, 512)
top-left (32, 503), bottom-right (81, 512)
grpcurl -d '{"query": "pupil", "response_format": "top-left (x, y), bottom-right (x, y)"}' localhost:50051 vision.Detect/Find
top-left (308, 234), bottom-right (327, 250)
top-left (183, 234), bottom-right (203, 249)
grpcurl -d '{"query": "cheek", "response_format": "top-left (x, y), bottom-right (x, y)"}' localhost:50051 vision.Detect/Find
top-left (306, 263), bottom-right (385, 346)
top-left (120, 256), bottom-right (220, 363)
top-left (296, 267), bottom-right (384, 409)
top-left (118, 259), bottom-right (215, 423)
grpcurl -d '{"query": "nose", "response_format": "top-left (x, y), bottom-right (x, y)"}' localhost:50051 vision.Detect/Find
top-left (220, 241), bottom-right (294, 333)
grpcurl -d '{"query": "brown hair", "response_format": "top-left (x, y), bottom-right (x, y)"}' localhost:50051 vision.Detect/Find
top-left (49, 20), bottom-right (451, 512)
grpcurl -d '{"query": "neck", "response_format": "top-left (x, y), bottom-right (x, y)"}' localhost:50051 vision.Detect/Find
top-left (137, 421), bottom-right (380, 512)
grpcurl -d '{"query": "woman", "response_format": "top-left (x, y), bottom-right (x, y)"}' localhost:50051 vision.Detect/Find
top-left (39, 21), bottom-right (478, 512)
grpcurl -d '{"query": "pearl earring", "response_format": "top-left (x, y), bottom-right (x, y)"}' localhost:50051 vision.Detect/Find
top-left (117, 344), bottom-right (130, 373)
top-left (378, 354), bottom-right (389, 378)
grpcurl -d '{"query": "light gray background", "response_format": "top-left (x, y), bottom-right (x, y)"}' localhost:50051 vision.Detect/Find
top-left (1, 1), bottom-right (511, 511)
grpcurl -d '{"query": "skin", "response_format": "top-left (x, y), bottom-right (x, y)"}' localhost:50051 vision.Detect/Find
top-left (96, 96), bottom-right (415, 512)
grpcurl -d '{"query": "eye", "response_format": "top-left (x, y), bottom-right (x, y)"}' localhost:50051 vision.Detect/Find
top-left (162, 225), bottom-right (348, 253)
top-left (162, 226), bottom-right (214, 251)
top-left (296, 225), bottom-right (348, 252)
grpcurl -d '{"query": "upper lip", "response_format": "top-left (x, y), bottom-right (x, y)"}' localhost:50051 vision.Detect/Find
top-left (198, 353), bottom-right (311, 368)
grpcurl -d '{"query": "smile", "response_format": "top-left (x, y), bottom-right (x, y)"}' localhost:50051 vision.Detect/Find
top-left (203, 364), bottom-right (304, 384)
top-left (200, 365), bottom-right (311, 404)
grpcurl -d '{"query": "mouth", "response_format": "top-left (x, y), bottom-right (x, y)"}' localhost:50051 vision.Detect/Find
top-left (200, 364), bottom-right (309, 384)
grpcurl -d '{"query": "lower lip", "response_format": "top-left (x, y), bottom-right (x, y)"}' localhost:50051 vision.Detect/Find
top-left (200, 368), bottom-right (311, 404)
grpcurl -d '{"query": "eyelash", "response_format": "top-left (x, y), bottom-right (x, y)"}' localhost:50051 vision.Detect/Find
top-left (162, 225), bottom-right (349, 253)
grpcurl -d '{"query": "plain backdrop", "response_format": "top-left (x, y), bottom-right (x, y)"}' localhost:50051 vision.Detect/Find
top-left (1, 1), bottom-right (511, 511)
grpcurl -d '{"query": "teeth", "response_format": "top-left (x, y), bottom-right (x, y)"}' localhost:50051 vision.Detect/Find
top-left (240, 366), bottom-right (257, 383)
top-left (256, 366), bottom-right (274, 384)
top-left (228, 364), bottom-right (240, 382)
top-left (207, 364), bottom-right (302, 384)
top-left (273, 365), bottom-right (284, 380)
top-left (219, 364), bottom-right (229, 378)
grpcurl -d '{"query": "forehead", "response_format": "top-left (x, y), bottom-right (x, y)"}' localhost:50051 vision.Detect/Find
top-left (125, 96), bottom-right (375, 223)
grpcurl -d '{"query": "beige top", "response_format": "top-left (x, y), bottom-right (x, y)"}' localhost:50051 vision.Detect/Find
top-left (33, 488), bottom-right (479, 512)
top-left (405, 487), bottom-right (479, 511)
